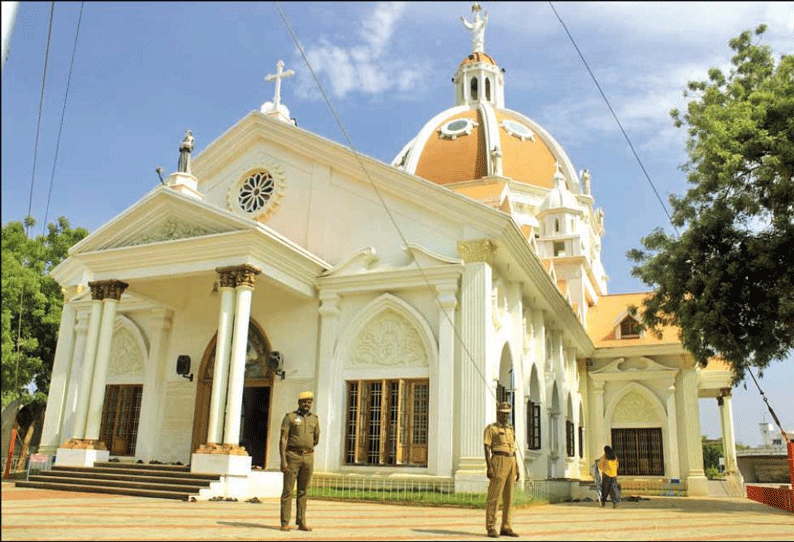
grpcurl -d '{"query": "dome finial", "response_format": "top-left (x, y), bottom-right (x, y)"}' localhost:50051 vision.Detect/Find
top-left (461, 3), bottom-right (488, 53)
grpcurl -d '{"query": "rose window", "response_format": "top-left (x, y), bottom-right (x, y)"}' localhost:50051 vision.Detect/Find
top-left (238, 171), bottom-right (275, 213)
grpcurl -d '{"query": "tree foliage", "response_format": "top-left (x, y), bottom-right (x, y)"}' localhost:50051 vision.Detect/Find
top-left (629, 25), bottom-right (794, 383)
top-left (1, 217), bottom-right (88, 407)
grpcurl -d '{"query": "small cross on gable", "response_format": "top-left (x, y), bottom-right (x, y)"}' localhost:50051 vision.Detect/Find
top-left (265, 60), bottom-right (294, 109)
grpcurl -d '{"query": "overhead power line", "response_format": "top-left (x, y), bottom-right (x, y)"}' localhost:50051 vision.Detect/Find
top-left (547, 1), bottom-right (677, 235)
top-left (42, 2), bottom-right (85, 235)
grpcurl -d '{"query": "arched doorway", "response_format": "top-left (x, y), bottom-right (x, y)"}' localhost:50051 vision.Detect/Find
top-left (191, 320), bottom-right (274, 467)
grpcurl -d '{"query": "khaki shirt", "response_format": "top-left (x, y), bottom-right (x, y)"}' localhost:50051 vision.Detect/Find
top-left (483, 422), bottom-right (515, 453)
top-left (281, 411), bottom-right (320, 450)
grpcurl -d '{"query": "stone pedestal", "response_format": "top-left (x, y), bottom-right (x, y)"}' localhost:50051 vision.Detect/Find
top-left (191, 447), bottom-right (252, 500)
top-left (454, 457), bottom-right (488, 493)
top-left (55, 444), bottom-right (109, 467)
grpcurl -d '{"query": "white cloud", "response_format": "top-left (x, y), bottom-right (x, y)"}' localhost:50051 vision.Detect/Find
top-left (294, 2), bottom-right (430, 100)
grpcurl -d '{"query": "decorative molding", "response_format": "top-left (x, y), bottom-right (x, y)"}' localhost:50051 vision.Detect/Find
top-left (350, 309), bottom-right (428, 368)
top-left (107, 326), bottom-right (145, 377)
top-left (403, 243), bottom-right (462, 268)
top-left (321, 247), bottom-right (379, 277)
top-left (612, 390), bottom-right (659, 424)
top-left (130, 218), bottom-right (214, 246)
top-left (88, 280), bottom-right (129, 301)
top-left (457, 239), bottom-right (495, 266)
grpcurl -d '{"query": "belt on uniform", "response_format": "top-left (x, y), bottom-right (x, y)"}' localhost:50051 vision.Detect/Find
top-left (491, 451), bottom-right (515, 457)
top-left (287, 446), bottom-right (314, 455)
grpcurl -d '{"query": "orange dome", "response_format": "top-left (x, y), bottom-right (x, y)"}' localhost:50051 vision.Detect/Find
top-left (397, 105), bottom-right (564, 190)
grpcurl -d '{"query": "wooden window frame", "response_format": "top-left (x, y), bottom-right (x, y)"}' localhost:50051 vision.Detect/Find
top-left (99, 384), bottom-right (143, 457)
top-left (527, 400), bottom-right (541, 450)
top-left (611, 427), bottom-right (665, 476)
top-left (344, 379), bottom-right (429, 467)
top-left (565, 420), bottom-right (575, 457)
top-left (578, 425), bottom-right (584, 458)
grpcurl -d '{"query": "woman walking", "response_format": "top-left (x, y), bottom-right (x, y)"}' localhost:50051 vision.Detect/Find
top-left (597, 445), bottom-right (620, 507)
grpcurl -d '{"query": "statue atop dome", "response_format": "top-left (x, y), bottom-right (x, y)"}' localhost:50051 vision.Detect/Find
top-left (461, 3), bottom-right (488, 53)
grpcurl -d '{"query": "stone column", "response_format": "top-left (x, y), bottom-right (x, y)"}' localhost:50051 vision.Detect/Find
top-left (681, 368), bottom-right (708, 495)
top-left (314, 291), bottom-right (341, 472)
top-left (718, 389), bottom-right (739, 475)
top-left (223, 265), bottom-right (260, 446)
top-left (207, 269), bottom-right (237, 444)
top-left (39, 291), bottom-right (79, 455)
top-left (591, 379), bottom-right (604, 462)
top-left (665, 383), bottom-right (680, 479)
top-left (435, 281), bottom-right (458, 478)
top-left (717, 389), bottom-right (744, 496)
top-left (454, 239), bottom-right (494, 492)
top-left (62, 311), bottom-right (90, 440)
top-left (85, 280), bottom-right (129, 441)
top-left (70, 290), bottom-right (104, 440)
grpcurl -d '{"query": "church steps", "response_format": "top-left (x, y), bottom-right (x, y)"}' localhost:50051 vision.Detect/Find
top-left (14, 462), bottom-right (222, 500)
top-left (14, 480), bottom-right (194, 500)
top-left (25, 473), bottom-right (215, 488)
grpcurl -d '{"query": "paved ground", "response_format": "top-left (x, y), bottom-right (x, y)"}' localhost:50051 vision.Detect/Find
top-left (2, 482), bottom-right (793, 541)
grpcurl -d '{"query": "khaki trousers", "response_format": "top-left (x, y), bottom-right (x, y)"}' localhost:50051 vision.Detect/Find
top-left (280, 451), bottom-right (314, 527)
top-left (486, 454), bottom-right (516, 531)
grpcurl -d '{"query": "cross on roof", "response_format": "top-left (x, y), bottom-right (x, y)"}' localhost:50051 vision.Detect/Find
top-left (265, 60), bottom-right (294, 109)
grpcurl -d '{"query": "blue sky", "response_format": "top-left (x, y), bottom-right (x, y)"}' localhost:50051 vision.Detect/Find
top-left (2, 1), bottom-right (792, 447)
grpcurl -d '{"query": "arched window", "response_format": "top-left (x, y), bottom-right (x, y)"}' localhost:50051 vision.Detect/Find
top-left (485, 78), bottom-right (491, 101)
top-left (554, 218), bottom-right (560, 233)
top-left (471, 77), bottom-right (479, 100)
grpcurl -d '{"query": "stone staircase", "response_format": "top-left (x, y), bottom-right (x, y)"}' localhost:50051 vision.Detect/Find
top-left (15, 461), bottom-right (221, 500)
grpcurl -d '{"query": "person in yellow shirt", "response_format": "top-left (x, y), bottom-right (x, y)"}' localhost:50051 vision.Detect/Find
top-left (597, 445), bottom-right (620, 507)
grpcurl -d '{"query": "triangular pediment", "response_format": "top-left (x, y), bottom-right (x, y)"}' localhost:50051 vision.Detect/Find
top-left (70, 186), bottom-right (255, 254)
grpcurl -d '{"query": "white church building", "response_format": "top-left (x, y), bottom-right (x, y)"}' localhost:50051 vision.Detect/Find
top-left (39, 5), bottom-right (739, 498)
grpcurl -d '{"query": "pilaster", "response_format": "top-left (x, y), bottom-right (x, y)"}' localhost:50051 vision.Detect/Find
top-left (454, 240), bottom-right (493, 491)
top-left (435, 281), bottom-right (458, 477)
top-left (314, 291), bottom-right (341, 472)
top-left (135, 308), bottom-right (173, 461)
top-left (70, 295), bottom-right (103, 440)
top-left (665, 384), bottom-right (680, 479)
top-left (681, 368), bottom-right (708, 495)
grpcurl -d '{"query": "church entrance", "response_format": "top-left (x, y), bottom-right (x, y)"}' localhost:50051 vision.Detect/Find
top-left (191, 320), bottom-right (274, 466)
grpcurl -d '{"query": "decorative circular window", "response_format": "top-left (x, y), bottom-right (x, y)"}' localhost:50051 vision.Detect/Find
top-left (502, 119), bottom-right (535, 141)
top-left (439, 118), bottom-right (477, 140)
top-left (227, 159), bottom-right (286, 222)
top-left (238, 171), bottom-right (274, 213)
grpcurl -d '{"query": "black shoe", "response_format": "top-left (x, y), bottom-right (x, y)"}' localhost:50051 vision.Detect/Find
top-left (500, 528), bottom-right (519, 537)
top-left (486, 529), bottom-right (499, 538)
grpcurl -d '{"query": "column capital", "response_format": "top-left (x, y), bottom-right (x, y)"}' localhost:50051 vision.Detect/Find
top-left (88, 280), bottom-right (129, 301)
top-left (457, 239), bottom-right (496, 266)
top-left (216, 264), bottom-right (261, 288)
top-left (435, 282), bottom-right (459, 310)
top-left (719, 387), bottom-right (732, 398)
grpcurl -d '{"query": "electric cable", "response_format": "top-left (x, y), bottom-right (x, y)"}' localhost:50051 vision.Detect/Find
top-left (273, 2), bottom-right (574, 473)
top-left (547, 1), bottom-right (678, 236)
top-left (42, 2), bottom-right (85, 236)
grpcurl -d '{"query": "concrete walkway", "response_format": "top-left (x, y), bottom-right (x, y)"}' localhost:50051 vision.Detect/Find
top-left (2, 482), bottom-right (793, 541)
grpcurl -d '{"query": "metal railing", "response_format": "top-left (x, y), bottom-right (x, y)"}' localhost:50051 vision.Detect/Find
top-left (308, 474), bottom-right (574, 506)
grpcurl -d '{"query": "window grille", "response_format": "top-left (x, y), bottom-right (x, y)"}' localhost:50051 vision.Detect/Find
top-left (99, 384), bottom-right (143, 456)
top-left (611, 427), bottom-right (664, 476)
top-left (345, 379), bottom-right (429, 466)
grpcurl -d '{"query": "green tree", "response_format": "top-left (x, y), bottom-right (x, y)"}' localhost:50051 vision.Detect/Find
top-left (1, 217), bottom-right (88, 408)
top-left (628, 25), bottom-right (794, 383)
top-left (701, 436), bottom-right (724, 480)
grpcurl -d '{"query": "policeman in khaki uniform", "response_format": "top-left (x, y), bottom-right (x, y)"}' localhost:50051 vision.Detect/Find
top-left (483, 401), bottom-right (520, 538)
top-left (279, 391), bottom-right (320, 532)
